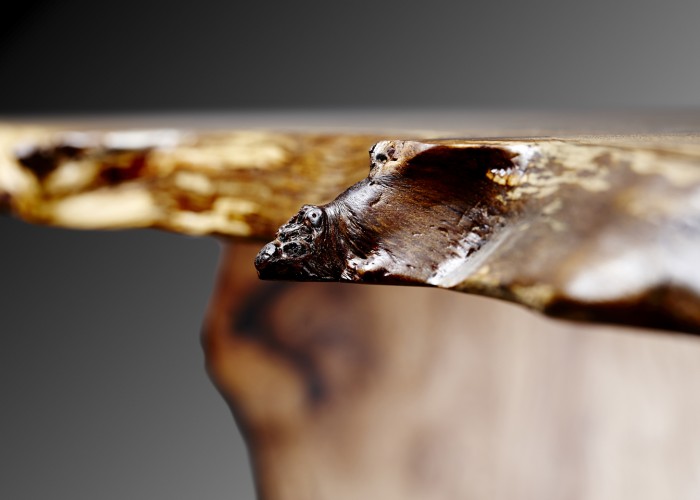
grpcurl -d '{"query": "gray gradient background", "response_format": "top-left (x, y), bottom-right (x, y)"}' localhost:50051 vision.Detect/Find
top-left (1, 0), bottom-right (699, 499)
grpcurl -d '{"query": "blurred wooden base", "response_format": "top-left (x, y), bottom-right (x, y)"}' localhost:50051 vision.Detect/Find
top-left (204, 243), bottom-right (700, 500)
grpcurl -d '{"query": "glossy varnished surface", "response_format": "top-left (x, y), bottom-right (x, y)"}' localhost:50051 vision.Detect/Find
top-left (2, 112), bottom-right (700, 334)
top-left (257, 136), bottom-right (700, 333)
top-left (4, 113), bottom-right (700, 499)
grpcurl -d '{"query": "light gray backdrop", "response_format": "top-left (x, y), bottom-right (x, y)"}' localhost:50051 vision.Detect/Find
top-left (1, 0), bottom-right (699, 499)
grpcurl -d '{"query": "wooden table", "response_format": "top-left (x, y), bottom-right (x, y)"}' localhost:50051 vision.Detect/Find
top-left (3, 111), bottom-right (700, 499)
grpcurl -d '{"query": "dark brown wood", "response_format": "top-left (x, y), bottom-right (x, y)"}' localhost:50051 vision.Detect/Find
top-left (255, 141), bottom-right (518, 282)
top-left (256, 137), bottom-right (700, 334)
top-left (5, 114), bottom-right (700, 500)
top-left (4, 121), bottom-right (700, 333)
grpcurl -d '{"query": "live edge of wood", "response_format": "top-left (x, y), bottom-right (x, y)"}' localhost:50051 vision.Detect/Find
top-left (254, 134), bottom-right (700, 334)
top-left (2, 120), bottom-right (700, 333)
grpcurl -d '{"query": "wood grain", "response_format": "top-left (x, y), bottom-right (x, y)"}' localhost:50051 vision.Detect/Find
top-left (3, 119), bottom-right (700, 332)
top-left (0, 125), bottom-right (384, 237)
top-left (208, 243), bottom-right (700, 500)
top-left (256, 136), bottom-right (700, 333)
top-left (4, 114), bottom-right (700, 499)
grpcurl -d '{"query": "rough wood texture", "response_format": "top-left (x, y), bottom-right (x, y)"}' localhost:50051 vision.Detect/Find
top-left (4, 120), bottom-right (699, 333)
top-left (4, 114), bottom-right (700, 500)
top-left (256, 136), bottom-right (700, 333)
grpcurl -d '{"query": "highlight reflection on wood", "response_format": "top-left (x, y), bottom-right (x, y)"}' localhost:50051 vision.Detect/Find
top-left (255, 136), bottom-right (700, 333)
top-left (3, 122), bottom-right (700, 333)
top-left (3, 114), bottom-right (700, 499)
